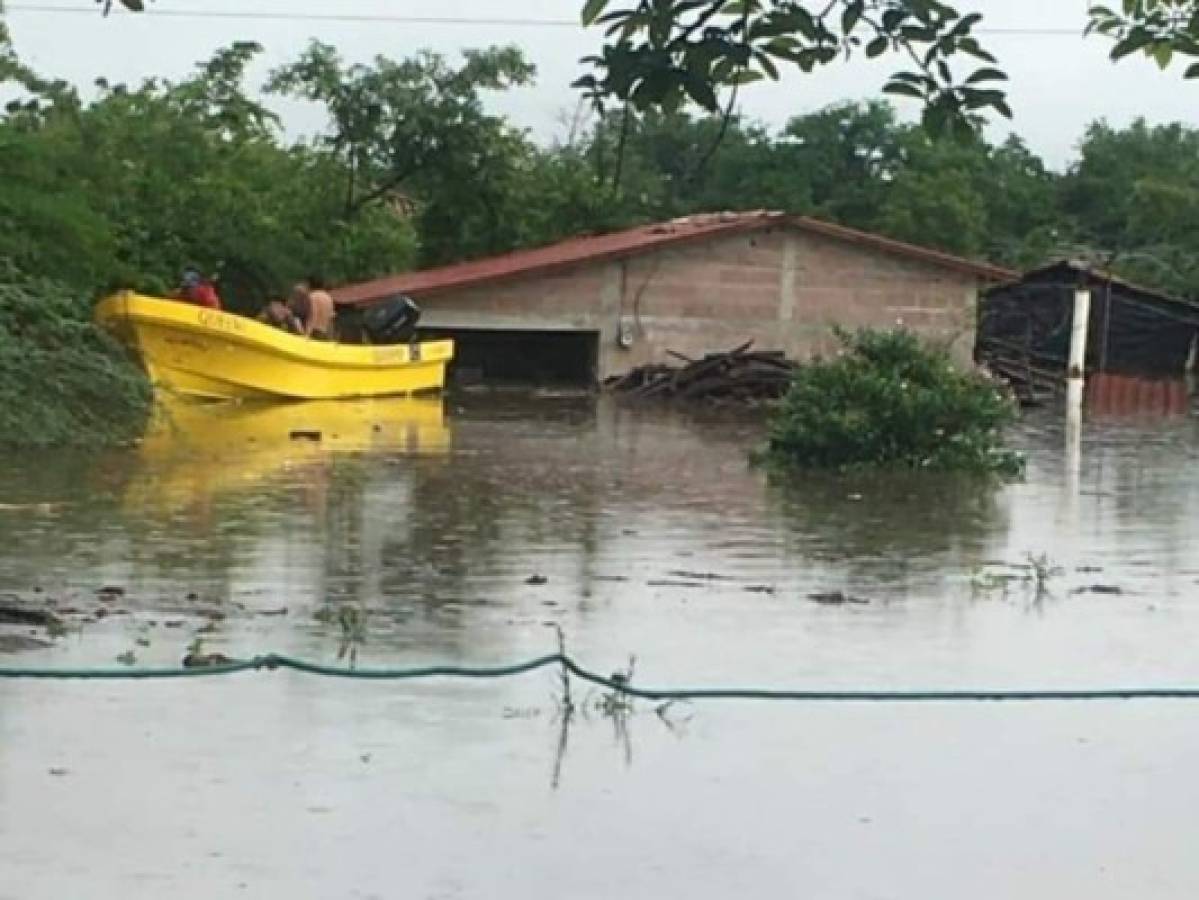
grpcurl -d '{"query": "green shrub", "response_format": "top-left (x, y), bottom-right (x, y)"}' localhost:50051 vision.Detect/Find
top-left (0, 269), bottom-right (152, 448)
top-left (765, 328), bottom-right (1023, 476)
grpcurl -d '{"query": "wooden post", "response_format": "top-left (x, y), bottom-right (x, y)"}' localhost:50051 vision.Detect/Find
top-left (1063, 288), bottom-right (1090, 507)
top-left (1068, 288), bottom-right (1091, 382)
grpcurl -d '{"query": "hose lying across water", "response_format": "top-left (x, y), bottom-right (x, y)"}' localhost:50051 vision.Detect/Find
top-left (1, 652), bottom-right (1199, 702)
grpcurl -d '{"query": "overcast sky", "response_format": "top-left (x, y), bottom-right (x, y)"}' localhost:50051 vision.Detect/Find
top-left (6, 0), bottom-right (1198, 169)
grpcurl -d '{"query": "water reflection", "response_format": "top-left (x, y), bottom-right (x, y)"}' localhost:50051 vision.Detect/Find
top-left (129, 393), bottom-right (450, 516)
top-left (768, 470), bottom-right (1007, 586)
top-left (0, 394), bottom-right (1197, 681)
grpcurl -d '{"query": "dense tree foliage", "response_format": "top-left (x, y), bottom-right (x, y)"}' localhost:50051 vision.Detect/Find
top-left (3, 9), bottom-right (1199, 300)
top-left (0, 39), bottom-right (418, 311)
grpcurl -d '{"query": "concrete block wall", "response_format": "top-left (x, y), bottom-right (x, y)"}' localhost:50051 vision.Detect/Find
top-left (415, 225), bottom-right (983, 381)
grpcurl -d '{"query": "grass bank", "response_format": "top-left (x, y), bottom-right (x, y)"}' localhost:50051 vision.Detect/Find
top-left (0, 270), bottom-right (151, 448)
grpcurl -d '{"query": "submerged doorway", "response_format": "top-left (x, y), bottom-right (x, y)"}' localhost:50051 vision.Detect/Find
top-left (417, 328), bottom-right (601, 386)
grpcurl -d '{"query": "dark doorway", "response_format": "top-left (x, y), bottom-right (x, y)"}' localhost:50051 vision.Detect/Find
top-left (417, 328), bottom-right (600, 386)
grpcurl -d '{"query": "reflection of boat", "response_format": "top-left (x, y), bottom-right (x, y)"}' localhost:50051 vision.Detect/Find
top-left (96, 292), bottom-right (454, 400)
top-left (126, 395), bottom-right (450, 513)
top-left (141, 394), bottom-right (450, 457)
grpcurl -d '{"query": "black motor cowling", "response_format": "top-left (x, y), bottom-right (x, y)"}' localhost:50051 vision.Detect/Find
top-left (361, 295), bottom-right (422, 345)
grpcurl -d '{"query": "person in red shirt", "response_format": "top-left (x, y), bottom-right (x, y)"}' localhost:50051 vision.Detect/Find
top-left (176, 267), bottom-right (222, 310)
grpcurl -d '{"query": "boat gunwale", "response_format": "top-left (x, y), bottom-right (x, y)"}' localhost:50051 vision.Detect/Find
top-left (96, 291), bottom-right (453, 371)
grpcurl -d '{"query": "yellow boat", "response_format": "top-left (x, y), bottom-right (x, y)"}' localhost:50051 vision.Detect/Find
top-left (96, 291), bottom-right (454, 400)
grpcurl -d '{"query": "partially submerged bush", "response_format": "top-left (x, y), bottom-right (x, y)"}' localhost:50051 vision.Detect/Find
top-left (0, 269), bottom-right (152, 448)
top-left (765, 328), bottom-right (1023, 476)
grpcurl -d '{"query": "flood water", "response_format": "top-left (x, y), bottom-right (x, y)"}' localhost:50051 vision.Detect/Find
top-left (2, 390), bottom-right (1198, 898)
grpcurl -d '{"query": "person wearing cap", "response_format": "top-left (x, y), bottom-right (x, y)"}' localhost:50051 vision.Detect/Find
top-left (176, 267), bottom-right (222, 310)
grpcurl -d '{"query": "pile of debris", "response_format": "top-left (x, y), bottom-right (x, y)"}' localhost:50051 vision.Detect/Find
top-left (605, 341), bottom-right (798, 403)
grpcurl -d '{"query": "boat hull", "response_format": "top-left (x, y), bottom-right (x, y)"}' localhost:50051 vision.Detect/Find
top-left (96, 292), bottom-right (453, 401)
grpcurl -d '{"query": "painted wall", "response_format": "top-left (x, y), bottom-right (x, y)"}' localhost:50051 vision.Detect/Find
top-left (414, 226), bottom-right (983, 380)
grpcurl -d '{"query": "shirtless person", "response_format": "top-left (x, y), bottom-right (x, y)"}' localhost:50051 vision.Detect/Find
top-left (290, 277), bottom-right (336, 340)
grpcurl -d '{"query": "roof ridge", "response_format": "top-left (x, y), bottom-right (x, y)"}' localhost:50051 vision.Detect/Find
top-left (333, 211), bottom-right (1012, 306)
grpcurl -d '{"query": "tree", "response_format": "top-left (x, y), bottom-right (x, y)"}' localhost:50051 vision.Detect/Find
top-left (575, 0), bottom-right (1010, 136)
top-left (1088, 2), bottom-right (1199, 75)
top-left (0, 41), bottom-right (419, 305)
top-left (575, 1), bottom-right (1199, 140)
top-left (779, 101), bottom-right (901, 224)
top-left (267, 43), bottom-right (542, 265)
top-left (1061, 119), bottom-right (1199, 296)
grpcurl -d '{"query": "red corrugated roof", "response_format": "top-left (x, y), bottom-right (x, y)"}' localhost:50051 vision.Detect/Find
top-left (333, 211), bottom-right (1016, 306)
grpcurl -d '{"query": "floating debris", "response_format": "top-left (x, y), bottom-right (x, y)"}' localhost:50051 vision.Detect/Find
top-left (0, 599), bottom-right (63, 629)
top-left (807, 591), bottom-right (871, 606)
top-left (182, 651), bottom-right (235, 668)
top-left (183, 638), bottom-right (234, 668)
top-left (1071, 585), bottom-right (1125, 596)
top-left (525, 574), bottom-right (549, 586)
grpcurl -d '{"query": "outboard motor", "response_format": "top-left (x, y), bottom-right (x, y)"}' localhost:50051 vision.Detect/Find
top-left (361, 294), bottom-right (422, 345)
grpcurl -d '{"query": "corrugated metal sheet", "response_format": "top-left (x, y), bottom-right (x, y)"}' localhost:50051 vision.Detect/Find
top-left (332, 211), bottom-right (1015, 306)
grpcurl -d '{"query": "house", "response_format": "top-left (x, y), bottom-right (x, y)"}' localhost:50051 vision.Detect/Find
top-left (333, 211), bottom-right (1014, 384)
top-left (978, 260), bottom-right (1199, 382)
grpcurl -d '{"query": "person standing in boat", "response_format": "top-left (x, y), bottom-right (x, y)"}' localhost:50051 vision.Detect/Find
top-left (288, 279), bottom-right (336, 340)
top-left (306, 276), bottom-right (337, 340)
top-left (176, 267), bottom-right (222, 310)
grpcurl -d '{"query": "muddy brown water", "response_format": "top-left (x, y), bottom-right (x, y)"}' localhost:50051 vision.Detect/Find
top-left (2, 392), bottom-right (1198, 898)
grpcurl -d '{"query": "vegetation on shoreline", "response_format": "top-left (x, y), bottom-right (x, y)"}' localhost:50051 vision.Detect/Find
top-left (0, 271), bottom-right (152, 448)
top-left (2, 6), bottom-right (1197, 449)
top-left (764, 329), bottom-right (1023, 477)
